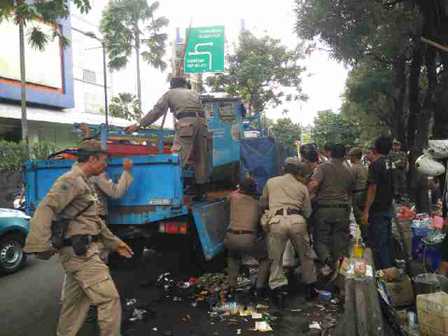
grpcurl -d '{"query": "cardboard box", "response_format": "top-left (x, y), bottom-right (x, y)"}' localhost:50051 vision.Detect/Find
top-left (383, 275), bottom-right (415, 308)
top-left (417, 291), bottom-right (448, 336)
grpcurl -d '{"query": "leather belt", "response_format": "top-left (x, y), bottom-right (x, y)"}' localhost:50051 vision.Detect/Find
top-left (353, 189), bottom-right (365, 193)
top-left (62, 235), bottom-right (100, 247)
top-left (318, 204), bottom-right (349, 209)
top-left (227, 229), bottom-right (254, 235)
top-left (177, 112), bottom-right (205, 119)
top-left (275, 208), bottom-right (302, 216)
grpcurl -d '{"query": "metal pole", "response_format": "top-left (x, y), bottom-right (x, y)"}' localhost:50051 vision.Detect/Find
top-left (19, 23), bottom-right (28, 152)
top-left (102, 42), bottom-right (109, 126)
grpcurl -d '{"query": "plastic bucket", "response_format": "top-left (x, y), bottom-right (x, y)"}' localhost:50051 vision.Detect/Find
top-left (414, 273), bottom-right (448, 295)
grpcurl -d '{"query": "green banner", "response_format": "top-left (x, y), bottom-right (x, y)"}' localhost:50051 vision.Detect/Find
top-left (184, 26), bottom-right (225, 74)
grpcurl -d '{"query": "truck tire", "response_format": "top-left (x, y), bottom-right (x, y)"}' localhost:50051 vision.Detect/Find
top-left (0, 233), bottom-right (27, 275)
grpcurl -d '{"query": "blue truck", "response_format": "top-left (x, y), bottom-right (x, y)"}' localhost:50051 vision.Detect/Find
top-left (23, 97), bottom-right (289, 265)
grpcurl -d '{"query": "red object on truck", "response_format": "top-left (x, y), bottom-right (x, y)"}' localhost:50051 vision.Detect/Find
top-left (107, 143), bottom-right (172, 157)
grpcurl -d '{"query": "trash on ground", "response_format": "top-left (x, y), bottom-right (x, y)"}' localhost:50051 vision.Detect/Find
top-left (249, 321), bottom-right (273, 332)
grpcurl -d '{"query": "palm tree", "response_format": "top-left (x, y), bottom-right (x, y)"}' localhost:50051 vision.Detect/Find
top-left (1, 0), bottom-right (91, 155)
top-left (100, 0), bottom-right (169, 120)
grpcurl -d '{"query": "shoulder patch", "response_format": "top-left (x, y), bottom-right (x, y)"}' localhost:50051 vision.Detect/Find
top-left (60, 184), bottom-right (68, 191)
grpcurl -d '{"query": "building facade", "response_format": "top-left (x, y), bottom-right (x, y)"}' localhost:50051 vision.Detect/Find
top-left (0, 1), bottom-right (130, 147)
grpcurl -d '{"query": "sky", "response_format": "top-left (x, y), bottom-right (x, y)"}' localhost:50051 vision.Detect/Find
top-left (113, 0), bottom-right (348, 127)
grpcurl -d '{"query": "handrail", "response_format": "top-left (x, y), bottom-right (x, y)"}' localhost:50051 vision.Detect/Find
top-left (73, 123), bottom-right (175, 154)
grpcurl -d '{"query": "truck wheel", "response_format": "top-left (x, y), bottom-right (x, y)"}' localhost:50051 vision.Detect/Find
top-left (0, 233), bottom-right (27, 275)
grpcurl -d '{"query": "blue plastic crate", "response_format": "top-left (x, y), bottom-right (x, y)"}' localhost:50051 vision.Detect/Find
top-left (412, 235), bottom-right (425, 260)
top-left (411, 226), bottom-right (429, 237)
top-left (422, 243), bottom-right (442, 273)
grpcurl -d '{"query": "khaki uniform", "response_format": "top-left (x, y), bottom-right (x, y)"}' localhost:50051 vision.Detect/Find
top-left (261, 174), bottom-right (316, 289)
top-left (90, 171), bottom-right (134, 217)
top-left (311, 159), bottom-right (354, 264)
top-left (140, 88), bottom-right (212, 184)
top-left (388, 150), bottom-right (408, 197)
top-left (224, 192), bottom-right (270, 289)
top-left (350, 162), bottom-right (368, 237)
top-left (24, 165), bottom-right (123, 336)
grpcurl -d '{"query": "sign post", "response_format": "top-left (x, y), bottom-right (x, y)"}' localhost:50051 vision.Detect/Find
top-left (184, 26), bottom-right (225, 74)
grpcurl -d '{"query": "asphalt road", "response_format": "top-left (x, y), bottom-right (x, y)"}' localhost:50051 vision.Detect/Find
top-left (0, 251), bottom-right (343, 336)
top-left (0, 256), bottom-right (64, 336)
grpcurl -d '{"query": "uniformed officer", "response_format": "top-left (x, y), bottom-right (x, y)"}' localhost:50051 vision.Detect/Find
top-left (23, 140), bottom-right (133, 336)
top-left (124, 77), bottom-right (211, 201)
top-left (308, 144), bottom-right (354, 277)
top-left (261, 158), bottom-right (318, 305)
top-left (225, 179), bottom-right (270, 298)
top-left (389, 139), bottom-right (408, 201)
top-left (90, 159), bottom-right (134, 262)
top-left (348, 147), bottom-right (369, 240)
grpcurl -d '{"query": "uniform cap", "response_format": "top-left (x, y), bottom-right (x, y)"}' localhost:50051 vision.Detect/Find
top-left (170, 77), bottom-right (187, 89)
top-left (77, 140), bottom-right (107, 154)
top-left (284, 157), bottom-right (301, 167)
top-left (348, 147), bottom-right (363, 156)
top-left (296, 162), bottom-right (312, 177)
top-left (393, 139), bottom-right (402, 146)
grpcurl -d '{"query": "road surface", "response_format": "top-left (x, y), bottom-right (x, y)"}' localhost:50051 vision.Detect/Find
top-left (0, 251), bottom-right (342, 336)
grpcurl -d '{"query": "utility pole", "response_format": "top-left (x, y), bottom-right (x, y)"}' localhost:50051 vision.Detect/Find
top-left (101, 41), bottom-right (109, 126)
top-left (19, 21), bottom-right (29, 156)
top-left (74, 28), bottom-right (109, 126)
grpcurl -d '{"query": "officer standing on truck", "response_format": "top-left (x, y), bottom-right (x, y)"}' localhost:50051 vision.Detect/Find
top-left (124, 77), bottom-right (210, 201)
top-left (308, 144), bottom-right (354, 277)
top-left (23, 140), bottom-right (133, 336)
top-left (225, 179), bottom-right (271, 298)
top-left (261, 158), bottom-right (318, 306)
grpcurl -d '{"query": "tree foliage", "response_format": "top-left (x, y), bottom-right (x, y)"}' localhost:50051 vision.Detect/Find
top-left (340, 59), bottom-right (395, 143)
top-left (269, 118), bottom-right (302, 149)
top-left (294, 0), bottom-right (421, 65)
top-left (109, 93), bottom-right (141, 122)
top-left (0, 0), bottom-right (91, 50)
top-left (310, 110), bottom-right (360, 149)
top-left (0, 140), bottom-right (62, 170)
top-left (206, 30), bottom-right (308, 114)
top-left (100, 0), bottom-right (169, 72)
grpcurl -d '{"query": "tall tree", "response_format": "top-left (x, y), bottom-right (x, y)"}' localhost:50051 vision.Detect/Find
top-left (341, 58), bottom-right (397, 142)
top-left (100, 0), bottom-right (169, 119)
top-left (310, 110), bottom-right (360, 149)
top-left (109, 93), bottom-right (140, 122)
top-left (0, 0), bottom-right (91, 152)
top-left (206, 30), bottom-right (308, 115)
top-left (269, 118), bottom-right (302, 150)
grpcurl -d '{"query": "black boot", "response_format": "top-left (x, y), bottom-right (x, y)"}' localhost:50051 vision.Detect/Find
top-left (253, 287), bottom-right (268, 299)
top-left (271, 287), bottom-right (287, 310)
top-left (305, 283), bottom-right (319, 302)
top-left (193, 183), bottom-right (207, 202)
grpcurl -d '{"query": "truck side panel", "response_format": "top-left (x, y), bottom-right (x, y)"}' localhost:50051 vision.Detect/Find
top-left (24, 155), bottom-right (188, 223)
top-left (192, 200), bottom-right (229, 260)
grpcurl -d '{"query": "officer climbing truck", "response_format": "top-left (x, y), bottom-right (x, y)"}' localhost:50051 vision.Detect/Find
top-left (23, 96), bottom-right (289, 268)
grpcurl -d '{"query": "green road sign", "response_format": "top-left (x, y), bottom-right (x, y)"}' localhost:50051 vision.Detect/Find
top-left (185, 26), bottom-right (225, 74)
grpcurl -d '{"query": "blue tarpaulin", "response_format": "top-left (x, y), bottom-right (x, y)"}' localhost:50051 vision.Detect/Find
top-left (240, 137), bottom-right (293, 194)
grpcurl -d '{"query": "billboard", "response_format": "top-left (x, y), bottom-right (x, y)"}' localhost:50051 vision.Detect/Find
top-left (0, 20), bottom-right (63, 90)
top-left (0, 16), bottom-right (74, 109)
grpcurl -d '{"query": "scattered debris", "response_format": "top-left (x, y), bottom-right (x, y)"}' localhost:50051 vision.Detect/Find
top-left (252, 321), bottom-right (273, 332)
